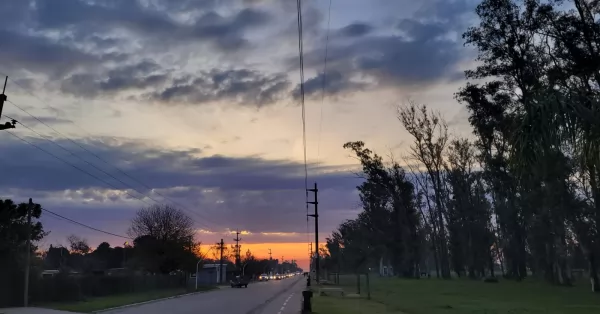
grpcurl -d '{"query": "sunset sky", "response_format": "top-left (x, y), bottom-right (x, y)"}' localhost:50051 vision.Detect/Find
top-left (0, 0), bottom-right (477, 270)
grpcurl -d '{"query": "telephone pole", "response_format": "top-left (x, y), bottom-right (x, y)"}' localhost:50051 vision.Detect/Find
top-left (233, 230), bottom-right (242, 268)
top-left (0, 76), bottom-right (17, 131)
top-left (219, 239), bottom-right (224, 283)
top-left (307, 182), bottom-right (319, 283)
top-left (23, 198), bottom-right (33, 307)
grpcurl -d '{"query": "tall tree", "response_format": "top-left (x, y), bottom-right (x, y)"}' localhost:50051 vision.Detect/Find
top-left (398, 103), bottom-right (452, 279)
top-left (344, 141), bottom-right (421, 277)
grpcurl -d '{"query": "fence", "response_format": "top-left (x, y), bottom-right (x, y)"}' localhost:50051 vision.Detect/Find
top-left (27, 273), bottom-right (188, 304)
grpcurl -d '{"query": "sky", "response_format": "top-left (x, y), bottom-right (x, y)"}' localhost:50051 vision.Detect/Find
top-left (0, 0), bottom-right (479, 270)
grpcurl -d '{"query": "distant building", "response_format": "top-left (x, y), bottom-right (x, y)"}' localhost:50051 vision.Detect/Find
top-left (194, 263), bottom-right (227, 285)
top-left (379, 257), bottom-right (394, 277)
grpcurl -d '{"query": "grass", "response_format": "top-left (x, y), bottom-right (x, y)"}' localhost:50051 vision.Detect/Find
top-left (41, 286), bottom-right (216, 313)
top-left (311, 275), bottom-right (600, 314)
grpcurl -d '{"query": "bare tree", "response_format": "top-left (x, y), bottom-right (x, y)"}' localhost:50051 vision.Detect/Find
top-left (398, 101), bottom-right (451, 279)
top-left (67, 235), bottom-right (90, 254)
top-left (129, 204), bottom-right (195, 246)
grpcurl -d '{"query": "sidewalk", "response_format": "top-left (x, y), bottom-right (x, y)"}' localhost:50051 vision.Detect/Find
top-left (1, 308), bottom-right (80, 314)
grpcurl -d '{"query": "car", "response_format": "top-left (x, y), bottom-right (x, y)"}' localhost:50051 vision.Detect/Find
top-left (275, 273), bottom-right (282, 280)
top-left (259, 273), bottom-right (269, 281)
top-left (230, 276), bottom-right (249, 288)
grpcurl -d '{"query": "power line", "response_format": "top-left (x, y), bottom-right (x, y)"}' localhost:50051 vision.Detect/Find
top-left (316, 0), bottom-right (332, 165)
top-left (5, 113), bottom-right (165, 205)
top-left (0, 75), bottom-right (226, 231)
top-left (3, 128), bottom-right (152, 206)
top-left (296, 0), bottom-right (312, 263)
top-left (42, 207), bottom-right (132, 240)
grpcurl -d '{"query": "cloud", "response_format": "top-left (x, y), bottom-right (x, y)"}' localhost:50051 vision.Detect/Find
top-left (0, 30), bottom-right (98, 78)
top-left (0, 134), bottom-right (361, 244)
top-left (292, 70), bottom-right (368, 100)
top-left (145, 68), bottom-right (290, 107)
top-left (60, 60), bottom-right (170, 98)
top-left (338, 23), bottom-right (374, 37)
top-left (297, 0), bottom-right (474, 91)
top-left (32, 0), bottom-right (272, 52)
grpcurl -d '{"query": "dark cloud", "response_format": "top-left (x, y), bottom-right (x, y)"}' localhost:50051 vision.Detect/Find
top-left (0, 0), bottom-right (274, 91)
top-left (0, 135), bottom-right (355, 193)
top-left (338, 23), bottom-right (373, 37)
top-left (145, 69), bottom-right (290, 107)
top-left (32, 0), bottom-right (271, 51)
top-left (0, 30), bottom-right (98, 78)
top-left (0, 135), bottom-right (360, 239)
top-left (292, 70), bottom-right (368, 100)
top-left (298, 1), bottom-right (473, 90)
top-left (60, 60), bottom-right (170, 98)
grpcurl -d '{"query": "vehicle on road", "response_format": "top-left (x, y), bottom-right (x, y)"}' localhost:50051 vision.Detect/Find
top-left (275, 273), bottom-right (282, 280)
top-left (259, 273), bottom-right (269, 281)
top-left (230, 276), bottom-right (250, 288)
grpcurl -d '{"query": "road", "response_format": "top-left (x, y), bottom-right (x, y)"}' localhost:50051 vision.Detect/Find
top-left (102, 276), bottom-right (306, 314)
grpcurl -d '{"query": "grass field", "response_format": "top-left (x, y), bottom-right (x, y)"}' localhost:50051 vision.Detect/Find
top-left (312, 275), bottom-right (600, 314)
top-left (41, 286), bottom-right (216, 313)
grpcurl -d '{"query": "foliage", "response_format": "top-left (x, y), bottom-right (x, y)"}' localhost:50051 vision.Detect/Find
top-left (325, 0), bottom-right (600, 294)
top-left (0, 198), bottom-right (46, 307)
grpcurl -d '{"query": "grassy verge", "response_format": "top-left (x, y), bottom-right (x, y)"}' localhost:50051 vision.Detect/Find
top-left (312, 293), bottom-right (398, 314)
top-left (312, 275), bottom-right (600, 314)
top-left (41, 286), bottom-right (216, 313)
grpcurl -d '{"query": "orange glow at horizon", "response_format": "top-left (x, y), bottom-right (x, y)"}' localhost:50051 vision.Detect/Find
top-left (200, 242), bottom-right (312, 270)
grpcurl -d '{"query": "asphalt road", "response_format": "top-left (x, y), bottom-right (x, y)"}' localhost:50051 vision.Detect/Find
top-left (101, 276), bottom-right (305, 314)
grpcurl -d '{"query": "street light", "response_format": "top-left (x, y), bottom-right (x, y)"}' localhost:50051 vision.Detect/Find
top-left (242, 262), bottom-right (249, 277)
top-left (195, 260), bottom-right (202, 291)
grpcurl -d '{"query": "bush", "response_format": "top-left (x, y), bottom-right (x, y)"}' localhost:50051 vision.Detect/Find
top-left (483, 277), bottom-right (499, 283)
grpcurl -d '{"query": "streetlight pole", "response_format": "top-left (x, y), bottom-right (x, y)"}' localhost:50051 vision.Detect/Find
top-left (195, 260), bottom-right (202, 291)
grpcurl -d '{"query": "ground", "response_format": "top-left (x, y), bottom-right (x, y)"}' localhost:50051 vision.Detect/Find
top-left (311, 275), bottom-right (600, 314)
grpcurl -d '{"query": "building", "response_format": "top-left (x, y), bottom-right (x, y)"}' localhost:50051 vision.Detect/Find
top-left (194, 264), bottom-right (227, 285)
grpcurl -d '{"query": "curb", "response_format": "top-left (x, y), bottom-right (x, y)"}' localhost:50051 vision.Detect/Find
top-left (93, 288), bottom-right (217, 313)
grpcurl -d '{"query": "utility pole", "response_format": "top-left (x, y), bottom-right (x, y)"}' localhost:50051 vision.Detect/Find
top-left (282, 256), bottom-right (285, 273)
top-left (219, 239), bottom-right (224, 284)
top-left (0, 76), bottom-right (17, 131)
top-left (23, 198), bottom-right (33, 307)
top-left (268, 248), bottom-right (272, 275)
top-left (233, 231), bottom-right (242, 268)
top-left (307, 182), bottom-right (319, 283)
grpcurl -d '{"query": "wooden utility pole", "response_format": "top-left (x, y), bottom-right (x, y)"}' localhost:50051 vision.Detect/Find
top-left (307, 182), bottom-right (319, 283)
top-left (219, 239), bottom-right (225, 283)
top-left (0, 76), bottom-right (16, 131)
top-left (23, 198), bottom-right (33, 307)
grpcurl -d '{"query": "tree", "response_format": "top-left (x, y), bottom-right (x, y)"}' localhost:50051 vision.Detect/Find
top-left (343, 141), bottom-right (422, 278)
top-left (128, 205), bottom-right (199, 274)
top-left (457, 0), bottom-right (600, 287)
top-left (0, 198), bottom-right (46, 307)
top-left (398, 103), bottom-right (451, 279)
top-left (67, 235), bottom-right (90, 255)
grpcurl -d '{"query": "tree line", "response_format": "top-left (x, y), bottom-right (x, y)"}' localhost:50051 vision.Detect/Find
top-left (322, 0), bottom-right (600, 292)
top-left (0, 200), bottom-right (301, 307)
